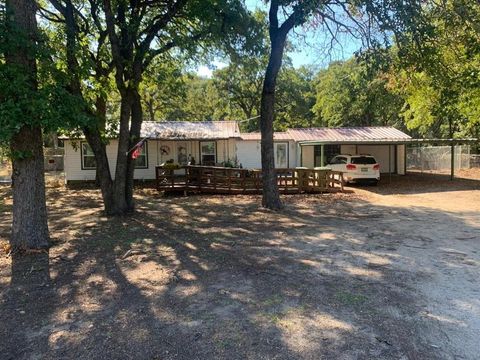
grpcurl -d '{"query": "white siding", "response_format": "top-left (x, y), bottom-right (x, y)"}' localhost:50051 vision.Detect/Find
top-left (65, 138), bottom-right (406, 180)
top-left (340, 145), bottom-right (356, 155)
top-left (236, 140), bottom-right (261, 169)
top-left (357, 145), bottom-right (395, 174)
top-left (301, 146), bottom-right (314, 168)
top-left (64, 140), bottom-right (96, 181)
top-left (64, 139), bottom-right (157, 182)
top-left (236, 140), bottom-right (297, 169)
top-left (288, 141), bottom-right (297, 168)
top-left (216, 139), bottom-right (237, 164)
top-left (64, 139), bottom-right (237, 182)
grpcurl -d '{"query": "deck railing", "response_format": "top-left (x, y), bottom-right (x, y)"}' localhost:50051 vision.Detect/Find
top-left (156, 165), bottom-right (343, 194)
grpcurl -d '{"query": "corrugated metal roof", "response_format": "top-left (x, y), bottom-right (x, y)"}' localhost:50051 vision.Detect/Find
top-left (142, 121), bottom-right (240, 139)
top-left (286, 127), bottom-right (411, 143)
top-left (240, 132), bottom-right (292, 140)
top-left (239, 127), bottom-right (410, 142)
top-left (62, 122), bottom-right (411, 143)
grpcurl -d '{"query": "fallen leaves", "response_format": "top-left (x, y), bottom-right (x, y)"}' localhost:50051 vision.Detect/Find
top-left (1, 241), bottom-right (11, 255)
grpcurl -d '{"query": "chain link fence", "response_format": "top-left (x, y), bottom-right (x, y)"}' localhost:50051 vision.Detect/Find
top-left (471, 155), bottom-right (480, 168)
top-left (407, 145), bottom-right (471, 172)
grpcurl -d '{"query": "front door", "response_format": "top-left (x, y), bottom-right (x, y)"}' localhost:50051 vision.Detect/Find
top-left (176, 142), bottom-right (188, 166)
top-left (275, 143), bottom-right (288, 168)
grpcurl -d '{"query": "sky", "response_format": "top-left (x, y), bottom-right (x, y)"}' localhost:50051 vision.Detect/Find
top-left (197, 0), bottom-right (363, 77)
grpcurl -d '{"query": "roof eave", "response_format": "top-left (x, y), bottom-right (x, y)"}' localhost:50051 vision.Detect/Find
top-left (298, 139), bottom-right (412, 145)
top-left (297, 138), bottom-right (479, 145)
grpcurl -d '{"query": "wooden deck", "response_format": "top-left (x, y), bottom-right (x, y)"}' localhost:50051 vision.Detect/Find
top-left (156, 165), bottom-right (344, 194)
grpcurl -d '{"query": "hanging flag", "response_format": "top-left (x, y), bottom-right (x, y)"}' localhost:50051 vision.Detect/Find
top-left (131, 138), bottom-right (146, 159)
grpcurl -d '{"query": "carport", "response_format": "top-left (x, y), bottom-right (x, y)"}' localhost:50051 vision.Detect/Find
top-left (290, 127), bottom-right (411, 176)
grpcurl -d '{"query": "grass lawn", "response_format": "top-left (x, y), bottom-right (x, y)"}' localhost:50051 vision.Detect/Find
top-left (0, 173), bottom-right (479, 359)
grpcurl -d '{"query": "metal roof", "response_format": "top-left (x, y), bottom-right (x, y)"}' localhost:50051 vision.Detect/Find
top-left (287, 126), bottom-right (411, 143)
top-left (141, 121), bottom-right (240, 140)
top-left (240, 132), bottom-right (292, 141)
top-left (239, 127), bottom-right (411, 143)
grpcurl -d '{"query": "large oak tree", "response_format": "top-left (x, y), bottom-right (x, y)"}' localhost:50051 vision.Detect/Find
top-left (46, 0), bottom-right (256, 215)
top-left (259, 0), bottom-right (425, 209)
top-left (2, 0), bottom-right (49, 250)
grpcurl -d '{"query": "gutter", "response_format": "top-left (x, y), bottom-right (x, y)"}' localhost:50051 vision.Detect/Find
top-left (297, 138), bottom-right (479, 146)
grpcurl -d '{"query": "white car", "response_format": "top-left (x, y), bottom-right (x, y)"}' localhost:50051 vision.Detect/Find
top-left (328, 155), bottom-right (380, 184)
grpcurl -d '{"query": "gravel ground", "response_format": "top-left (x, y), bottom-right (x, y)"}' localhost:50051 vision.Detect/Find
top-left (0, 172), bottom-right (479, 360)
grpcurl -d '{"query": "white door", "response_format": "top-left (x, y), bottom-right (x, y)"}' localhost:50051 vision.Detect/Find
top-left (275, 143), bottom-right (288, 168)
top-left (176, 142), bottom-right (188, 166)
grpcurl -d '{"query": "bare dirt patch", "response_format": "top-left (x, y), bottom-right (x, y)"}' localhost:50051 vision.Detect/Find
top-left (0, 173), bottom-right (479, 359)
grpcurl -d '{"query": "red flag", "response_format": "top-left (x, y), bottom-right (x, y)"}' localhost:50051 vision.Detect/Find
top-left (131, 138), bottom-right (146, 159)
top-left (131, 147), bottom-right (141, 159)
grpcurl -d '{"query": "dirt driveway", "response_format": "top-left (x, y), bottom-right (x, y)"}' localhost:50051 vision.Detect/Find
top-left (0, 173), bottom-right (479, 359)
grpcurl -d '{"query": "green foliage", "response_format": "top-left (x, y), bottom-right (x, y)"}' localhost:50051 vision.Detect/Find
top-left (141, 59), bottom-right (188, 121)
top-left (313, 58), bottom-right (403, 128)
top-left (384, 0), bottom-right (480, 138)
top-left (143, 62), bottom-right (316, 130)
top-left (2, 0), bottom-right (477, 150)
top-left (213, 57), bottom-right (266, 126)
top-left (0, 4), bottom-right (92, 146)
top-left (275, 66), bottom-right (317, 130)
top-left (220, 158), bottom-right (240, 168)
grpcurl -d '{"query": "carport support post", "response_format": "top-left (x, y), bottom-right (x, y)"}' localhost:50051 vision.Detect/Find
top-left (389, 144), bottom-right (392, 183)
top-left (451, 143), bottom-right (455, 180)
top-left (320, 144), bottom-right (325, 167)
top-left (297, 143), bottom-right (302, 167)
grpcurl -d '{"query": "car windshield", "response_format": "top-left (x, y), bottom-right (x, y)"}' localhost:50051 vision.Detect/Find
top-left (351, 157), bottom-right (377, 164)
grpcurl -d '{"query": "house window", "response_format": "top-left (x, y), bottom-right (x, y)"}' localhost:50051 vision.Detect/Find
top-left (274, 143), bottom-right (288, 168)
top-left (81, 142), bottom-right (96, 169)
top-left (134, 141), bottom-right (148, 169)
top-left (200, 141), bottom-right (216, 166)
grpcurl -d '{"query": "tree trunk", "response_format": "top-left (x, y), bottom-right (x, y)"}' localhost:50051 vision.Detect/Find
top-left (10, 126), bottom-right (50, 250)
top-left (6, 0), bottom-right (49, 249)
top-left (111, 94), bottom-right (133, 214)
top-left (94, 96), bottom-right (107, 187)
top-left (260, 32), bottom-right (287, 210)
top-left (125, 88), bottom-right (143, 211)
top-left (147, 99), bottom-right (155, 122)
top-left (83, 126), bottom-right (115, 213)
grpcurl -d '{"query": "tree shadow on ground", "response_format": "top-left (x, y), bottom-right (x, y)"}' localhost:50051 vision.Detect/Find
top-left (0, 186), bottom-right (479, 359)
top-left (351, 171), bottom-right (480, 195)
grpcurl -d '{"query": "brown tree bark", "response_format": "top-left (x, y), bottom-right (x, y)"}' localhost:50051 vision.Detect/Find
top-left (6, 0), bottom-right (50, 249)
top-left (126, 89), bottom-right (143, 211)
top-left (94, 96), bottom-right (107, 187)
top-left (51, 0), bottom-right (125, 215)
top-left (83, 126), bottom-right (115, 212)
top-left (260, 3), bottom-right (293, 210)
top-left (110, 93), bottom-right (133, 214)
